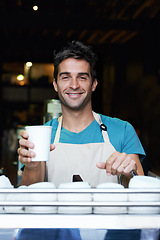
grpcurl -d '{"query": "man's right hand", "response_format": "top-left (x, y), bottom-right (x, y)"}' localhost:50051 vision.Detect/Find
top-left (17, 130), bottom-right (55, 185)
top-left (18, 130), bottom-right (39, 169)
top-left (18, 130), bottom-right (55, 169)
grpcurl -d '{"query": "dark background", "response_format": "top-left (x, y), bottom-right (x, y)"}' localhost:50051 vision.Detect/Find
top-left (0, 0), bottom-right (160, 185)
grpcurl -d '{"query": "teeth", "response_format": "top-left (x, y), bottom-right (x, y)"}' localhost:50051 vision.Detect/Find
top-left (68, 93), bottom-right (81, 95)
top-left (67, 93), bottom-right (82, 98)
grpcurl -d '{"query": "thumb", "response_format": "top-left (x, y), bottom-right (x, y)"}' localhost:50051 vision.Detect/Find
top-left (96, 162), bottom-right (106, 169)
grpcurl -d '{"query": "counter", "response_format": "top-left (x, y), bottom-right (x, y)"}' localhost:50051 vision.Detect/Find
top-left (0, 189), bottom-right (160, 230)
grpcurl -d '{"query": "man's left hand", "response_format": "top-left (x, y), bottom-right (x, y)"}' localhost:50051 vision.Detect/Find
top-left (96, 151), bottom-right (138, 177)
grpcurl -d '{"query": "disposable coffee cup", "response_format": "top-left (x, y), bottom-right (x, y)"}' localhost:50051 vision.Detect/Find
top-left (25, 125), bottom-right (52, 162)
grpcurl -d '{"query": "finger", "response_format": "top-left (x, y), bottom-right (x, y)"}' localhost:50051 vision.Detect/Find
top-left (111, 169), bottom-right (117, 176)
top-left (116, 154), bottom-right (132, 174)
top-left (96, 162), bottom-right (112, 176)
top-left (106, 151), bottom-right (120, 174)
top-left (50, 144), bottom-right (55, 151)
top-left (19, 155), bottom-right (32, 164)
top-left (20, 130), bottom-right (29, 139)
top-left (19, 147), bottom-right (36, 159)
top-left (123, 159), bottom-right (137, 175)
top-left (19, 138), bottom-right (34, 149)
top-left (17, 147), bottom-right (21, 154)
top-left (96, 162), bottom-right (106, 169)
top-left (111, 152), bottom-right (128, 174)
top-left (117, 155), bottom-right (137, 175)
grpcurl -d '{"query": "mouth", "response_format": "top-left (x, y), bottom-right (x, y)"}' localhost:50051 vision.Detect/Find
top-left (66, 92), bottom-right (84, 99)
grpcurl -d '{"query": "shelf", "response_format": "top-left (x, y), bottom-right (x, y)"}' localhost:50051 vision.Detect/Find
top-left (0, 189), bottom-right (159, 229)
top-left (0, 214), bottom-right (160, 229)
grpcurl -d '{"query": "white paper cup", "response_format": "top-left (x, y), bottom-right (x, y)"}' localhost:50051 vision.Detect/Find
top-left (26, 182), bottom-right (57, 213)
top-left (93, 183), bottom-right (127, 214)
top-left (25, 125), bottom-right (52, 162)
top-left (128, 176), bottom-right (160, 214)
top-left (58, 182), bottom-right (92, 214)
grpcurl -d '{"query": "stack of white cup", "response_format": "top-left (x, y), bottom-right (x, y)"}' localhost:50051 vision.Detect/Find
top-left (128, 176), bottom-right (160, 214)
top-left (26, 182), bottom-right (57, 214)
top-left (58, 182), bottom-right (92, 214)
top-left (93, 182), bottom-right (127, 214)
top-left (5, 185), bottom-right (28, 213)
top-left (0, 175), bottom-right (13, 213)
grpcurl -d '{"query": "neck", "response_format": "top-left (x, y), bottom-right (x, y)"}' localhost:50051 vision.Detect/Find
top-left (61, 107), bottom-right (94, 133)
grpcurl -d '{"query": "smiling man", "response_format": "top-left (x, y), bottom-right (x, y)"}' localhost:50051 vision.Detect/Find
top-left (53, 58), bottom-right (98, 132)
top-left (54, 59), bottom-right (97, 111)
top-left (18, 40), bottom-right (145, 187)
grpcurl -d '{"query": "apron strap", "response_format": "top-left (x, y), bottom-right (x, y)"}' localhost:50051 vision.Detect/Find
top-left (92, 111), bottom-right (111, 143)
top-left (54, 115), bottom-right (63, 144)
top-left (54, 112), bottom-right (111, 144)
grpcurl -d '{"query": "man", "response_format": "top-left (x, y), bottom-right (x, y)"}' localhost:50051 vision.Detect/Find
top-left (18, 40), bottom-right (145, 187)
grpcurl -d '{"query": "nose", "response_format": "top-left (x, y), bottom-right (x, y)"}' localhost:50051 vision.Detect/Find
top-left (69, 77), bottom-right (80, 89)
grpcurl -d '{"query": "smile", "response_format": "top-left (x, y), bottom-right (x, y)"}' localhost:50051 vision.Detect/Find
top-left (66, 93), bottom-right (83, 98)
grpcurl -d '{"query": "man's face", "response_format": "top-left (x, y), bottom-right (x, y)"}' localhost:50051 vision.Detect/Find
top-left (53, 58), bottom-right (97, 111)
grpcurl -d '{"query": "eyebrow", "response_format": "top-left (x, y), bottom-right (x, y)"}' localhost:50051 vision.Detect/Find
top-left (59, 72), bottom-right (70, 76)
top-left (59, 72), bottom-right (90, 77)
top-left (78, 72), bottom-right (90, 77)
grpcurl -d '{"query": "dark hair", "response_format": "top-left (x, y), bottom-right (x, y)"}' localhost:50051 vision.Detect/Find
top-left (53, 40), bottom-right (98, 83)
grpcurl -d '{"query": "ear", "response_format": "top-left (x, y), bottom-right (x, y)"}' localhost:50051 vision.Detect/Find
top-left (92, 79), bottom-right (98, 92)
top-left (53, 79), bottom-right (58, 92)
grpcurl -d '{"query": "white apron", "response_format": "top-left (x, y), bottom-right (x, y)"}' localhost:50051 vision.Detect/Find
top-left (46, 112), bottom-right (118, 187)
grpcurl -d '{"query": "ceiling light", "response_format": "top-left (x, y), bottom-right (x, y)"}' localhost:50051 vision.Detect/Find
top-left (26, 62), bottom-right (33, 67)
top-left (17, 74), bottom-right (24, 81)
top-left (33, 5), bottom-right (38, 11)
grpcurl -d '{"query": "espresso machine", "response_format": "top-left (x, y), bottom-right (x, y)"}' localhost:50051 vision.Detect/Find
top-left (43, 99), bottom-right (62, 124)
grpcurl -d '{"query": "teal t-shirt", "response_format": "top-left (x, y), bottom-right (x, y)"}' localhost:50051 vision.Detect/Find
top-left (45, 114), bottom-right (145, 161)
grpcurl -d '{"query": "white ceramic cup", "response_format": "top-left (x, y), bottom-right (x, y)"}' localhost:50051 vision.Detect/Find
top-left (25, 125), bottom-right (52, 162)
top-left (128, 176), bottom-right (160, 214)
top-left (4, 185), bottom-right (28, 213)
top-left (58, 182), bottom-right (92, 214)
top-left (26, 182), bottom-right (57, 213)
top-left (93, 183), bottom-right (127, 214)
top-left (0, 175), bottom-right (13, 213)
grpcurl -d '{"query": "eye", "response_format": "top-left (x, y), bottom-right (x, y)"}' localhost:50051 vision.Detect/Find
top-left (78, 75), bottom-right (88, 80)
top-left (60, 75), bottom-right (70, 80)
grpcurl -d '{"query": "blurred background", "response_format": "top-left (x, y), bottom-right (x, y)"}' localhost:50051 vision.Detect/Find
top-left (0, 0), bottom-right (160, 185)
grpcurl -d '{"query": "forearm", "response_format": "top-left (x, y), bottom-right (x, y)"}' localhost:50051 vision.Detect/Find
top-left (20, 162), bottom-right (45, 186)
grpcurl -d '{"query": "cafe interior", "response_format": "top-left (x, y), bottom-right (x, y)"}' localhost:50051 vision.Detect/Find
top-left (0, 1), bottom-right (160, 239)
top-left (0, 0), bottom-right (160, 186)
